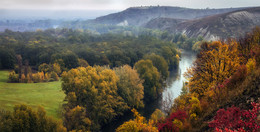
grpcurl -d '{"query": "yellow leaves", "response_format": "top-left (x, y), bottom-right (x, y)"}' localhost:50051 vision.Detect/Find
top-left (116, 109), bottom-right (158, 132)
top-left (173, 119), bottom-right (183, 129)
top-left (62, 66), bottom-right (129, 130)
top-left (189, 97), bottom-right (202, 117)
top-left (187, 41), bottom-right (241, 98)
top-left (150, 109), bottom-right (165, 123)
top-left (176, 54), bottom-right (180, 61)
top-left (246, 58), bottom-right (256, 74)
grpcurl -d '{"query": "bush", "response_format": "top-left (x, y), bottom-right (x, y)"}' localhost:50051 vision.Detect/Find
top-left (209, 102), bottom-right (260, 131)
top-left (8, 71), bottom-right (19, 83)
top-left (44, 73), bottom-right (51, 82)
top-left (32, 72), bottom-right (45, 83)
top-left (50, 72), bottom-right (59, 81)
top-left (20, 74), bottom-right (26, 83)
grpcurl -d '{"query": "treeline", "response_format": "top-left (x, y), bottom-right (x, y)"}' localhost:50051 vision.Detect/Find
top-left (0, 28), bottom-right (180, 131)
top-left (117, 27), bottom-right (260, 131)
top-left (0, 28), bottom-right (180, 70)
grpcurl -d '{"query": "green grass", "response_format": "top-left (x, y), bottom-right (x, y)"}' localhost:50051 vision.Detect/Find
top-left (0, 70), bottom-right (65, 119)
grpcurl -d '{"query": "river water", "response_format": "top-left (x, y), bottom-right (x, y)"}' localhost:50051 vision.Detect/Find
top-left (102, 50), bottom-right (197, 131)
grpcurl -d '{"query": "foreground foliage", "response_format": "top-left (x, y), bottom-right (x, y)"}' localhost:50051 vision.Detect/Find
top-left (0, 104), bottom-right (66, 132)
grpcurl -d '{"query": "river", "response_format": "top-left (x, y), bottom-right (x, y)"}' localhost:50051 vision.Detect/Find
top-left (102, 50), bottom-right (197, 131)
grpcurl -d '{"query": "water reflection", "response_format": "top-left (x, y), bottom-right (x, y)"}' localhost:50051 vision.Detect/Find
top-left (163, 50), bottom-right (196, 100)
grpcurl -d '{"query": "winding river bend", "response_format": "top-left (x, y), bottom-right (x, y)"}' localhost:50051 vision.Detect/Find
top-left (102, 50), bottom-right (197, 131)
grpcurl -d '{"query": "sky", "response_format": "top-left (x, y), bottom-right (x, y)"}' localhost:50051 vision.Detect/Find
top-left (1, 0), bottom-right (260, 10)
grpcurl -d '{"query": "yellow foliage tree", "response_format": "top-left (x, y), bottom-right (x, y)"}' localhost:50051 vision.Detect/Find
top-left (114, 65), bottom-right (144, 108)
top-left (185, 41), bottom-right (241, 98)
top-left (116, 109), bottom-right (158, 132)
top-left (62, 66), bottom-right (128, 131)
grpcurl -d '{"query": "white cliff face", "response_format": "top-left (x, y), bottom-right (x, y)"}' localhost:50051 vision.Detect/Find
top-left (175, 8), bottom-right (260, 41)
top-left (117, 20), bottom-right (129, 26)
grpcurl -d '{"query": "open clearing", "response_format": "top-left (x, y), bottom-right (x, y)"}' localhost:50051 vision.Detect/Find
top-left (0, 70), bottom-right (65, 119)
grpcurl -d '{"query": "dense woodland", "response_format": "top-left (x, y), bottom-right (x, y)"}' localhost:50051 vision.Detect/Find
top-left (0, 25), bottom-right (259, 132)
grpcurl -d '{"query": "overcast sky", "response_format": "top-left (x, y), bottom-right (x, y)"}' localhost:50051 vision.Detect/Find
top-left (1, 0), bottom-right (260, 10)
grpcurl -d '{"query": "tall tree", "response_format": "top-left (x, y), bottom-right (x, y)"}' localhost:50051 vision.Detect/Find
top-left (185, 41), bottom-right (241, 98)
top-left (134, 59), bottom-right (161, 102)
top-left (114, 65), bottom-right (144, 108)
top-left (62, 66), bottom-right (128, 131)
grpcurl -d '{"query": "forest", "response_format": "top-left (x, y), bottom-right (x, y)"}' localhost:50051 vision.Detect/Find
top-left (0, 23), bottom-right (259, 131)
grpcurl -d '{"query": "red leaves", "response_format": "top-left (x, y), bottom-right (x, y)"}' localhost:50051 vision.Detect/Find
top-left (158, 110), bottom-right (187, 132)
top-left (209, 102), bottom-right (260, 132)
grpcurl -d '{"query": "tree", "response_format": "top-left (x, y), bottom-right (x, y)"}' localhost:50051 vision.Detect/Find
top-left (134, 59), bottom-right (161, 102)
top-left (52, 63), bottom-right (61, 75)
top-left (114, 65), bottom-right (144, 108)
top-left (116, 109), bottom-right (158, 132)
top-left (16, 55), bottom-right (22, 79)
top-left (38, 63), bottom-right (50, 74)
top-left (185, 41), bottom-right (241, 98)
top-left (209, 102), bottom-right (260, 132)
top-left (0, 48), bottom-right (16, 69)
top-left (143, 53), bottom-right (169, 81)
top-left (0, 104), bottom-right (66, 132)
top-left (64, 105), bottom-right (91, 131)
top-left (160, 46), bottom-right (178, 70)
top-left (62, 66), bottom-right (128, 131)
top-left (78, 58), bottom-right (89, 67)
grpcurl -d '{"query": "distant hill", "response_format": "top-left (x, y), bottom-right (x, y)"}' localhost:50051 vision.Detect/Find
top-left (92, 6), bottom-right (242, 26)
top-left (145, 7), bottom-right (260, 40)
top-left (175, 7), bottom-right (260, 40)
top-left (144, 17), bottom-right (185, 31)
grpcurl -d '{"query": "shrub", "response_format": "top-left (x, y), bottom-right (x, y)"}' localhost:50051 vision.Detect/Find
top-left (158, 110), bottom-right (187, 131)
top-left (209, 102), bottom-right (260, 132)
top-left (8, 71), bottom-right (19, 83)
top-left (20, 74), bottom-right (26, 83)
top-left (32, 72), bottom-right (45, 83)
top-left (50, 72), bottom-right (59, 81)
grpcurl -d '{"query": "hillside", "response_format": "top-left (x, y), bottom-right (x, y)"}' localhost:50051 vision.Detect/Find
top-left (144, 17), bottom-right (185, 31)
top-left (175, 7), bottom-right (260, 40)
top-left (92, 6), bottom-right (241, 26)
top-left (145, 7), bottom-right (260, 40)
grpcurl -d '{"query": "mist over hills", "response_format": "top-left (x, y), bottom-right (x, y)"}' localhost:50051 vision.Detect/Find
top-left (1, 6), bottom-right (260, 40)
top-left (93, 6), bottom-right (242, 26)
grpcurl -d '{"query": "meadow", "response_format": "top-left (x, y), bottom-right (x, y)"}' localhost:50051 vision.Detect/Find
top-left (0, 70), bottom-right (65, 119)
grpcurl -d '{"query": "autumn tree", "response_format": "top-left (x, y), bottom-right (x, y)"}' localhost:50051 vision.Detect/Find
top-left (185, 41), bottom-right (241, 98)
top-left (38, 63), bottom-right (50, 74)
top-left (134, 59), bottom-right (161, 102)
top-left (62, 66), bottom-right (128, 131)
top-left (0, 104), bottom-right (66, 132)
top-left (114, 65), bottom-right (144, 108)
top-left (116, 109), bottom-right (158, 132)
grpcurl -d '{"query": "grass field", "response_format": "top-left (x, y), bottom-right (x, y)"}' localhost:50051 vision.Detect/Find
top-left (0, 70), bottom-right (65, 119)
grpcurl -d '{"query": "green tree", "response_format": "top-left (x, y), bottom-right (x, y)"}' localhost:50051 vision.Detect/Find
top-left (0, 104), bottom-right (66, 132)
top-left (114, 65), bottom-right (144, 108)
top-left (134, 59), bottom-right (161, 102)
top-left (0, 48), bottom-right (16, 69)
top-left (143, 53), bottom-right (169, 81)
